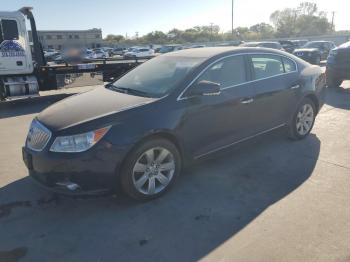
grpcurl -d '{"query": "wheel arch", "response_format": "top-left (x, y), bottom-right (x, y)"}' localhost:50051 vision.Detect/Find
top-left (304, 93), bottom-right (320, 113)
top-left (115, 130), bottom-right (187, 182)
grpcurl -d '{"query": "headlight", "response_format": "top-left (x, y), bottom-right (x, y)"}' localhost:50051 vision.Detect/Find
top-left (50, 126), bottom-right (111, 153)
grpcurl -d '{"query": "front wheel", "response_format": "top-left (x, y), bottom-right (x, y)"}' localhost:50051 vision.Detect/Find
top-left (288, 98), bottom-right (316, 140)
top-left (120, 138), bottom-right (181, 201)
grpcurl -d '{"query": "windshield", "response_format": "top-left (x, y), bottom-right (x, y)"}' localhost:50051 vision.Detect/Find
top-left (302, 42), bottom-right (322, 48)
top-left (159, 46), bottom-right (175, 53)
top-left (110, 55), bottom-right (205, 97)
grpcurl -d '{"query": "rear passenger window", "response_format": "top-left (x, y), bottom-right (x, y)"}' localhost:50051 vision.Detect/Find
top-left (283, 57), bottom-right (296, 73)
top-left (251, 55), bottom-right (284, 80)
top-left (197, 55), bottom-right (246, 89)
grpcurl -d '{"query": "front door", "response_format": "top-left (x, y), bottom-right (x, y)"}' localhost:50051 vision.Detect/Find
top-left (180, 55), bottom-right (256, 158)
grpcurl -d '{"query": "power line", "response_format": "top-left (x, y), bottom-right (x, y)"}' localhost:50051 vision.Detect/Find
top-left (331, 11), bottom-right (335, 30)
top-left (231, 0), bottom-right (235, 35)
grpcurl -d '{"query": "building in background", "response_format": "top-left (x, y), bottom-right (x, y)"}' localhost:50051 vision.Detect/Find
top-left (28, 29), bottom-right (103, 50)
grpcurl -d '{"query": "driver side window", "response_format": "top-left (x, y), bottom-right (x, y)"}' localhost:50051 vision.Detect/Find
top-left (0, 19), bottom-right (19, 43)
top-left (196, 55), bottom-right (246, 89)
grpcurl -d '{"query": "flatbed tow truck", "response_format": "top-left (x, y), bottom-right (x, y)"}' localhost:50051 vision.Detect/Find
top-left (0, 7), bottom-right (144, 101)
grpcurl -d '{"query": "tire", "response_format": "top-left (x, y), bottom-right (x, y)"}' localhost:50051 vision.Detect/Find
top-left (288, 98), bottom-right (316, 140)
top-left (326, 74), bottom-right (342, 88)
top-left (120, 138), bottom-right (181, 201)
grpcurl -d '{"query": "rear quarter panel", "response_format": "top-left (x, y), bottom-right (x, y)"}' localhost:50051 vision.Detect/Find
top-left (299, 65), bottom-right (326, 112)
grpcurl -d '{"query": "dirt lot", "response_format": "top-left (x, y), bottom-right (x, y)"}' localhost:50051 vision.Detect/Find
top-left (0, 83), bottom-right (350, 262)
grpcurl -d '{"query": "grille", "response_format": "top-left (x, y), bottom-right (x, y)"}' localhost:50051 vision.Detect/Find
top-left (26, 120), bottom-right (51, 151)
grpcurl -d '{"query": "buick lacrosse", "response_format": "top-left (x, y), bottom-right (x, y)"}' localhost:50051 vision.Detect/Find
top-left (23, 47), bottom-right (326, 200)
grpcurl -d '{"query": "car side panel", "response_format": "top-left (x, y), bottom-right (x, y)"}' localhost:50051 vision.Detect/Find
top-left (249, 72), bottom-right (301, 131)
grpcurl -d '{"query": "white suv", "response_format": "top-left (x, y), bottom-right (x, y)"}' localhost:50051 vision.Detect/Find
top-left (124, 48), bottom-right (154, 58)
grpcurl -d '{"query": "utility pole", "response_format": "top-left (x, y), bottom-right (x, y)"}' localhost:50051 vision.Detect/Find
top-left (231, 0), bottom-right (234, 36)
top-left (210, 22), bottom-right (214, 41)
top-left (331, 11), bottom-right (335, 30)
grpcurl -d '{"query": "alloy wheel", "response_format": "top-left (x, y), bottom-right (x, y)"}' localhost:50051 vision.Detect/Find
top-left (296, 104), bottom-right (314, 136)
top-left (132, 147), bottom-right (175, 195)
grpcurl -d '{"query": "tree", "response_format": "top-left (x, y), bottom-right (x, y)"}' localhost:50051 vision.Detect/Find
top-left (104, 34), bottom-right (125, 42)
top-left (270, 2), bottom-right (333, 37)
top-left (249, 23), bottom-right (275, 39)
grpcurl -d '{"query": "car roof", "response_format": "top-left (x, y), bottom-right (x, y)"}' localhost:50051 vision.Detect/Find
top-left (308, 40), bottom-right (332, 43)
top-left (163, 46), bottom-right (289, 59)
top-left (339, 41), bottom-right (350, 48)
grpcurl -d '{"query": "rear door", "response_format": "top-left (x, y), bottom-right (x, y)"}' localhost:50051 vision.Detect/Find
top-left (247, 54), bottom-right (300, 132)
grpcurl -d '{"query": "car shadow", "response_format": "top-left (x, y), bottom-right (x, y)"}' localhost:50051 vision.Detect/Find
top-left (325, 85), bottom-right (350, 110)
top-left (0, 130), bottom-right (320, 262)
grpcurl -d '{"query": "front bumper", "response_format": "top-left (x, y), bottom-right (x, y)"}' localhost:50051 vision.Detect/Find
top-left (22, 142), bottom-right (126, 196)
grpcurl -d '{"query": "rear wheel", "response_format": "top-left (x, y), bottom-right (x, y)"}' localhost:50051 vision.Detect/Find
top-left (288, 98), bottom-right (316, 140)
top-left (120, 138), bottom-right (181, 201)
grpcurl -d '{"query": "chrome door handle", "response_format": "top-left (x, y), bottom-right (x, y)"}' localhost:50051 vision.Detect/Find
top-left (241, 98), bottom-right (254, 104)
top-left (290, 84), bottom-right (300, 89)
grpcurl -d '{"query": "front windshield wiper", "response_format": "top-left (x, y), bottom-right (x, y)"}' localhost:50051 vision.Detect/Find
top-left (107, 85), bottom-right (153, 97)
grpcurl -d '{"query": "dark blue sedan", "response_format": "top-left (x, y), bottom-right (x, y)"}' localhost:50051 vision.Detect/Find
top-left (23, 47), bottom-right (326, 200)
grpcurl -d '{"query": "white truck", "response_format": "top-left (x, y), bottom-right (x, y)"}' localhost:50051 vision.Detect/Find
top-left (0, 7), bottom-right (144, 101)
top-left (0, 7), bottom-right (41, 99)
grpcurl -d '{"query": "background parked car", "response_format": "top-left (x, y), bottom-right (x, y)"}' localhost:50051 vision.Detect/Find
top-left (326, 41), bottom-right (350, 88)
top-left (279, 40), bottom-right (298, 53)
top-left (241, 41), bottom-right (284, 50)
top-left (158, 45), bottom-right (183, 53)
top-left (99, 47), bottom-right (114, 56)
top-left (112, 47), bottom-right (127, 56)
top-left (44, 52), bottom-right (61, 62)
top-left (53, 48), bottom-right (87, 64)
top-left (44, 49), bottom-right (59, 56)
top-left (293, 41), bottom-right (336, 64)
top-left (123, 47), bottom-right (155, 58)
top-left (92, 49), bottom-right (110, 59)
top-left (290, 39), bottom-right (308, 48)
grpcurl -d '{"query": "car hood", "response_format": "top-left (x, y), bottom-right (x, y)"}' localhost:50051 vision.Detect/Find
top-left (294, 48), bottom-right (319, 53)
top-left (37, 87), bottom-right (155, 131)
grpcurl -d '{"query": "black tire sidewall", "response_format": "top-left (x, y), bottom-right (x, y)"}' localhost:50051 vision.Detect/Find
top-left (289, 98), bottom-right (316, 140)
top-left (120, 138), bottom-right (181, 201)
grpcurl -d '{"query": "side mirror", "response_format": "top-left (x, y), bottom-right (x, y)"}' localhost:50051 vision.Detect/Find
top-left (188, 80), bottom-right (221, 96)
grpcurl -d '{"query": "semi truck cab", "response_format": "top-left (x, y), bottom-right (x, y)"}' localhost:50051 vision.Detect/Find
top-left (0, 8), bottom-right (40, 100)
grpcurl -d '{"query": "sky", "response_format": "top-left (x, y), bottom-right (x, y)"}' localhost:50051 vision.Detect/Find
top-left (1, 0), bottom-right (349, 37)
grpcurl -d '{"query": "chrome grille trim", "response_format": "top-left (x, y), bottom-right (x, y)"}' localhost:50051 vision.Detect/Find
top-left (26, 119), bottom-right (52, 152)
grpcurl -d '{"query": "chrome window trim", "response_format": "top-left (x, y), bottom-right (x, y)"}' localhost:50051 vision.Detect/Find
top-left (177, 52), bottom-right (298, 101)
top-left (194, 123), bottom-right (286, 159)
top-left (26, 119), bottom-right (52, 152)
